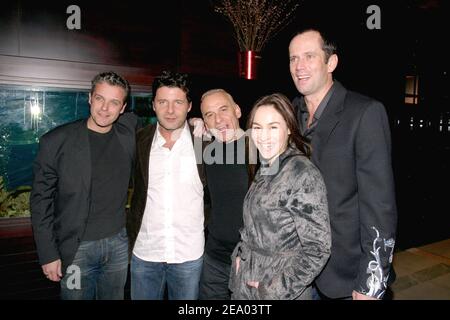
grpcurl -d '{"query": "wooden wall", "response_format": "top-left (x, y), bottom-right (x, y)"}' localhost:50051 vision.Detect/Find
top-left (0, 0), bottom-right (238, 92)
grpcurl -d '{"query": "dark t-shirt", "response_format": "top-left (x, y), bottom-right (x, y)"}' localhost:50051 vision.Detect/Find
top-left (82, 129), bottom-right (131, 241)
top-left (204, 135), bottom-right (249, 264)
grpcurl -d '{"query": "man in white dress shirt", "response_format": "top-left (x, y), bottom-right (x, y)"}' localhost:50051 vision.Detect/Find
top-left (127, 71), bottom-right (206, 299)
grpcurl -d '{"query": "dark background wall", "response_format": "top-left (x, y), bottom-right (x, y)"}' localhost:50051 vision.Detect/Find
top-left (0, 0), bottom-right (449, 249)
top-left (0, 0), bottom-right (239, 90)
top-left (0, 0), bottom-right (414, 107)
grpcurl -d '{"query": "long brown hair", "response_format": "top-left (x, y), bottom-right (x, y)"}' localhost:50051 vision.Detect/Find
top-left (247, 93), bottom-right (311, 158)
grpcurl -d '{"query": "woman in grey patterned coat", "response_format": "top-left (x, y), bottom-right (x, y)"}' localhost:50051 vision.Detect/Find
top-left (229, 93), bottom-right (331, 300)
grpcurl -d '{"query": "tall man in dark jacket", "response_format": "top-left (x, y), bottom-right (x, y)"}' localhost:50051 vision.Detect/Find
top-left (289, 29), bottom-right (397, 299)
top-left (30, 71), bottom-right (137, 299)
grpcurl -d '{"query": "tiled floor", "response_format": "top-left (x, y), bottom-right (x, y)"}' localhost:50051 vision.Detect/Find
top-left (1, 218), bottom-right (448, 300)
top-left (391, 239), bottom-right (450, 300)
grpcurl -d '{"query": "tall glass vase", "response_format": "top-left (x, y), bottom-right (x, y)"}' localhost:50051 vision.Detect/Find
top-left (238, 51), bottom-right (262, 80)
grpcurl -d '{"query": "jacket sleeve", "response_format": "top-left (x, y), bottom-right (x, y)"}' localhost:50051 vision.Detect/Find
top-left (30, 136), bottom-right (60, 265)
top-left (354, 101), bottom-right (397, 298)
top-left (258, 165), bottom-right (331, 299)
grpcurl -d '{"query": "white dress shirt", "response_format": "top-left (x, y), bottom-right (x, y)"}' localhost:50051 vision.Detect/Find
top-left (133, 122), bottom-right (204, 263)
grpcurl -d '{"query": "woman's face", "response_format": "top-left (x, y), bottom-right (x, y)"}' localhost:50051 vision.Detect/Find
top-left (251, 105), bottom-right (290, 164)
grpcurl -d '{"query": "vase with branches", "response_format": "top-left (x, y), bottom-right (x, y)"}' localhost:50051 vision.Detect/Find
top-left (213, 0), bottom-right (299, 52)
top-left (212, 0), bottom-right (299, 79)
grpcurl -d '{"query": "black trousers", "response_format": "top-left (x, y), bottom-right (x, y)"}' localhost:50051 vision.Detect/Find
top-left (199, 253), bottom-right (232, 300)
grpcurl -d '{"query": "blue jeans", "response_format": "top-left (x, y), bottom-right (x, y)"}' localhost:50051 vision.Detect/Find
top-left (131, 254), bottom-right (203, 300)
top-left (60, 227), bottom-right (129, 300)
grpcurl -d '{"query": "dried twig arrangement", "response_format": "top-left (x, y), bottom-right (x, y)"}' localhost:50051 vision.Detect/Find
top-left (214, 0), bottom-right (300, 52)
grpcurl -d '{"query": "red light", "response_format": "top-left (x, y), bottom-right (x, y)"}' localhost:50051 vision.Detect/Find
top-left (247, 51), bottom-right (252, 80)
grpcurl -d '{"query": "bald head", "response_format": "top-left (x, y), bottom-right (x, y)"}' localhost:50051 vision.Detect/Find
top-left (200, 89), bottom-right (242, 142)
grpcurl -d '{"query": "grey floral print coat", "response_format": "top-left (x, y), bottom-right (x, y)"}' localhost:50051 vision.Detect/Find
top-left (229, 147), bottom-right (331, 300)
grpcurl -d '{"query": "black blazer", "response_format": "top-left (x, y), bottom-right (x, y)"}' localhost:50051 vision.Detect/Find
top-left (126, 123), bottom-right (206, 253)
top-left (294, 81), bottom-right (397, 298)
top-left (30, 113), bottom-right (137, 272)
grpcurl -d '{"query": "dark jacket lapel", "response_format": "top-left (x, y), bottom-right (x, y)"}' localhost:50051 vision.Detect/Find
top-left (312, 81), bottom-right (346, 164)
top-left (137, 124), bottom-right (206, 189)
top-left (114, 125), bottom-right (134, 163)
top-left (73, 119), bottom-right (91, 194)
top-left (137, 124), bottom-right (157, 189)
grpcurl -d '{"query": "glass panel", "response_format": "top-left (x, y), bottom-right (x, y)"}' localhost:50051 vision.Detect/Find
top-left (405, 75), bottom-right (419, 105)
top-left (0, 85), bottom-right (151, 218)
top-left (405, 96), bottom-right (417, 105)
top-left (0, 86), bottom-right (90, 191)
top-left (405, 75), bottom-right (416, 95)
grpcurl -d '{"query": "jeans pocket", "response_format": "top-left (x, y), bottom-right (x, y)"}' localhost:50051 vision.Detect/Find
top-left (118, 227), bottom-right (128, 240)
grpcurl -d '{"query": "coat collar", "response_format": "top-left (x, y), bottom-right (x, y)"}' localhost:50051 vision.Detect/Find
top-left (136, 124), bottom-right (157, 189)
top-left (73, 119), bottom-right (91, 193)
top-left (312, 80), bottom-right (347, 164)
top-left (136, 123), bottom-right (206, 189)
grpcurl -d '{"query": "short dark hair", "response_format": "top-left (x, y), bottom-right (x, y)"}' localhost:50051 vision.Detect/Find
top-left (152, 71), bottom-right (192, 103)
top-left (91, 71), bottom-right (130, 102)
top-left (294, 28), bottom-right (337, 63)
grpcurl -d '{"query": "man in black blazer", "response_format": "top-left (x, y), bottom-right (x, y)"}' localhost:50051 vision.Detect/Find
top-left (30, 71), bottom-right (138, 299)
top-left (289, 29), bottom-right (397, 299)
